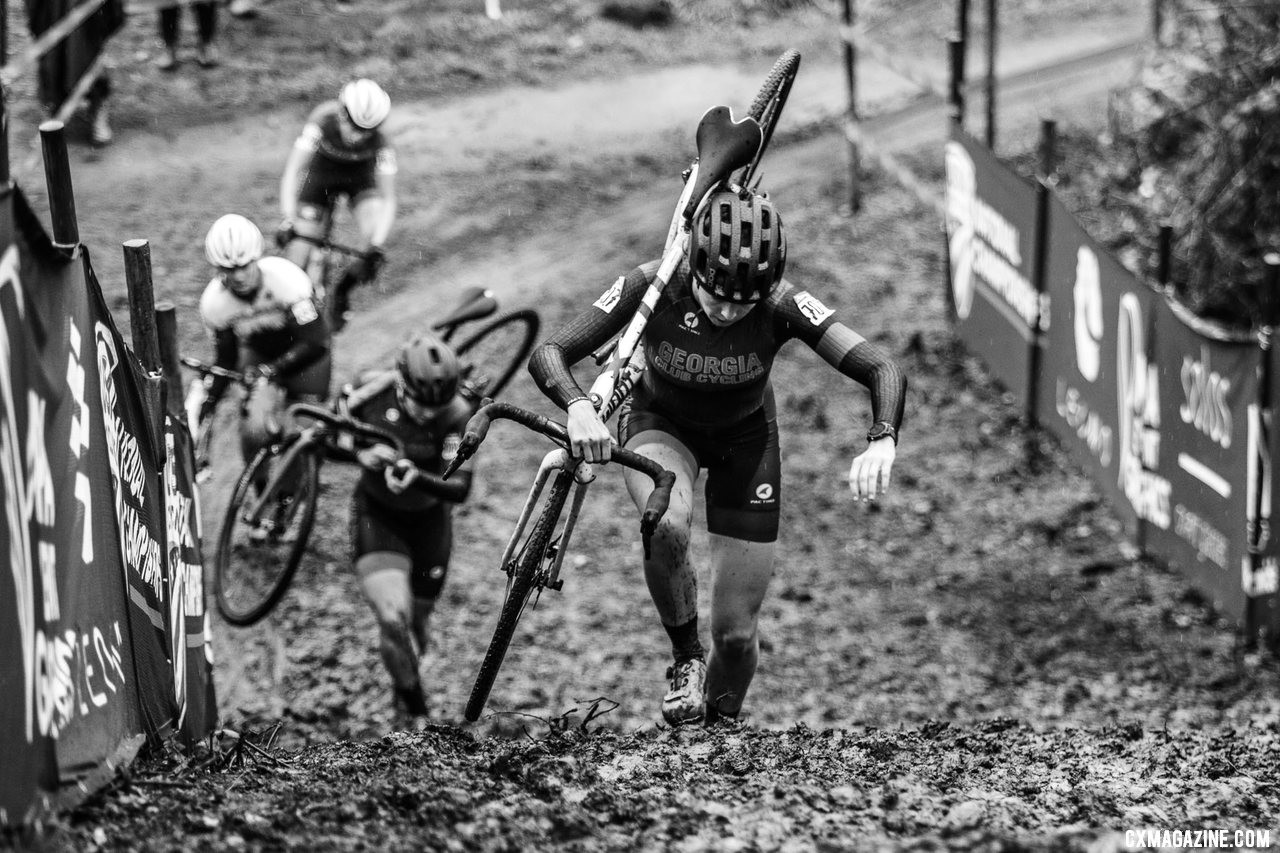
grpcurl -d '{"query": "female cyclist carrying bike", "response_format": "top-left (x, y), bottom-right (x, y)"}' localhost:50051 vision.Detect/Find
top-left (334, 332), bottom-right (481, 721)
top-left (529, 186), bottom-right (906, 726)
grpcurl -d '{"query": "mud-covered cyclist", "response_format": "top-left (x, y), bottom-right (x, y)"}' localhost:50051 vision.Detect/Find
top-left (330, 332), bottom-right (481, 721)
top-left (529, 187), bottom-right (906, 725)
top-left (277, 78), bottom-right (397, 331)
top-left (196, 214), bottom-right (331, 495)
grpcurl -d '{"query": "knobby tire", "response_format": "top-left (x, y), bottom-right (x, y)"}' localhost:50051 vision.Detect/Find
top-left (735, 49), bottom-right (802, 190)
top-left (453, 309), bottom-right (541, 399)
top-left (464, 472), bottom-right (572, 722)
top-left (214, 441), bottom-right (320, 626)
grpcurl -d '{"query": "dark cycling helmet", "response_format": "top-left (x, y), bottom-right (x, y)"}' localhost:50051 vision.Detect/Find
top-left (690, 187), bottom-right (787, 304)
top-left (396, 332), bottom-right (461, 406)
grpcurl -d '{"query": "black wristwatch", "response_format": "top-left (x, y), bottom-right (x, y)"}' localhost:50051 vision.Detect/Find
top-left (866, 421), bottom-right (898, 444)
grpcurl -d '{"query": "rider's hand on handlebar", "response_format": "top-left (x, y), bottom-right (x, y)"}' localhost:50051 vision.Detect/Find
top-left (357, 443), bottom-right (399, 473)
top-left (848, 439), bottom-right (895, 502)
top-left (384, 459), bottom-right (417, 494)
top-left (566, 398), bottom-right (613, 463)
top-left (243, 363), bottom-right (276, 387)
top-left (275, 219), bottom-right (297, 249)
top-left (363, 246), bottom-right (387, 279)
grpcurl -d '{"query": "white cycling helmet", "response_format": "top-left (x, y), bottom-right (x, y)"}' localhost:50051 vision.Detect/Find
top-left (204, 214), bottom-right (264, 268)
top-left (340, 79), bottom-right (391, 130)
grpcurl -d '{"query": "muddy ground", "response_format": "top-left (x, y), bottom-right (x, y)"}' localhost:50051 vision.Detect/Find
top-left (9, 1), bottom-right (1280, 850)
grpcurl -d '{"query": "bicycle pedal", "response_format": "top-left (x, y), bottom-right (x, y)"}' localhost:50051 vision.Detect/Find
top-left (547, 578), bottom-right (564, 592)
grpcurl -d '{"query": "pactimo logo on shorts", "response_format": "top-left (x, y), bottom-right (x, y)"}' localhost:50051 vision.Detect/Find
top-left (651, 341), bottom-right (764, 385)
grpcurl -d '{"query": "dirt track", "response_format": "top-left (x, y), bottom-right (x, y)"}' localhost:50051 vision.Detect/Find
top-left (30, 8), bottom-right (1280, 852)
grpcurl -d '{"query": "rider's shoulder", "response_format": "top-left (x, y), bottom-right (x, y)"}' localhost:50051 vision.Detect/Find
top-left (257, 256), bottom-right (314, 302)
top-left (199, 279), bottom-right (238, 329)
top-left (344, 369), bottom-right (397, 412)
top-left (306, 100), bottom-right (341, 127)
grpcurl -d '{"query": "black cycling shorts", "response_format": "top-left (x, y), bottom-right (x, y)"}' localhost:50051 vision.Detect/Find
top-left (298, 155), bottom-right (379, 210)
top-left (618, 391), bottom-right (780, 543)
top-left (350, 488), bottom-right (452, 599)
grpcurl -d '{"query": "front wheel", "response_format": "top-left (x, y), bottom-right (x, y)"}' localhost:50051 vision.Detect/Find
top-left (734, 49), bottom-right (802, 190)
top-left (454, 309), bottom-right (541, 400)
top-left (464, 471), bottom-right (570, 722)
top-left (213, 440), bottom-right (320, 626)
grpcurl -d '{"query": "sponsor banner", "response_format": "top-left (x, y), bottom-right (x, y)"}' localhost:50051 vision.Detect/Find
top-left (89, 274), bottom-right (178, 743)
top-left (1035, 190), bottom-right (1265, 623)
top-left (1036, 193), bottom-right (1143, 533)
top-left (46, 247), bottom-right (144, 781)
top-left (0, 184), bottom-right (218, 826)
top-left (944, 127), bottom-right (1043, 403)
top-left (0, 197), bottom-right (59, 825)
top-left (162, 415), bottom-right (217, 744)
top-left (1143, 299), bottom-right (1258, 619)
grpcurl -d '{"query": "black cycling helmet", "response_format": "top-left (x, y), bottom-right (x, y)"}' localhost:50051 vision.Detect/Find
top-left (396, 332), bottom-right (461, 406)
top-left (690, 186), bottom-right (787, 304)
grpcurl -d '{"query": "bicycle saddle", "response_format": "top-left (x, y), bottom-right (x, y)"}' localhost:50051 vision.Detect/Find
top-left (682, 106), bottom-right (763, 221)
top-left (433, 287), bottom-right (498, 334)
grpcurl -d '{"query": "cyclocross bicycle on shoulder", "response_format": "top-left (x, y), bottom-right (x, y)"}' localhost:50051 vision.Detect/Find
top-left (443, 49), bottom-right (802, 722)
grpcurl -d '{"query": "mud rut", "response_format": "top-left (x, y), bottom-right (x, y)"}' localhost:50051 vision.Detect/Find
top-left (38, 18), bottom-right (1280, 853)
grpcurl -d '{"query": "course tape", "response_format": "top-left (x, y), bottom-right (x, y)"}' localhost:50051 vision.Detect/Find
top-left (844, 118), bottom-right (944, 217)
top-left (839, 24), bottom-right (946, 100)
top-left (0, 0), bottom-right (109, 88)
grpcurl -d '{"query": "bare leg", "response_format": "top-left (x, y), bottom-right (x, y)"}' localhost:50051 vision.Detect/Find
top-left (621, 431), bottom-right (699, 628)
top-left (704, 533), bottom-right (775, 716)
top-left (356, 552), bottom-right (426, 715)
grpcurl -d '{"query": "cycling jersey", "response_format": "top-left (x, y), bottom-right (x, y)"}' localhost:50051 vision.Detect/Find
top-left (199, 255), bottom-right (328, 394)
top-left (295, 101), bottom-right (397, 173)
top-left (345, 370), bottom-right (475, 513)
top-left (529, 260), bottom-right (907, 433)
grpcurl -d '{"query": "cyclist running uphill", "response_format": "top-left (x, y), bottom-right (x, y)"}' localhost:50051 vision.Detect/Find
top-left (529, 187), bottom-right (906, 726)
top-left (277, 78), bottom-right (397, 331)
top-left (332, 332), bottom-right (480, 720)
top-left (197, 214), bottom-right (332, 509)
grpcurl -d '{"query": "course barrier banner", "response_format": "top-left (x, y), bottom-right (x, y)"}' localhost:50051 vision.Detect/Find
top-left (162, 414), bottom-right (217, 744)
top-left (0, 185), bottom-right (216, 826)
top-left (949, 133), bottom-right (1278, 633)
top-left (944, 127), bottom-right (1042, 404)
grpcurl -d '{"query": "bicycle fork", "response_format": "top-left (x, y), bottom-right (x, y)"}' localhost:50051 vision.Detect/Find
top-left (499, 448), bottom-right (596, 592)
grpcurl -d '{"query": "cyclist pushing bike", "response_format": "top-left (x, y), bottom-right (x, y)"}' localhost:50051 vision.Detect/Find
top-left (196, 214), bottom-right (331, 493)
top-left (528, 186), bottom-right (907, 726)
top-left (277, 78), bottom-right (397, 331)
top-left (331, 332), bottom-right (483, 720)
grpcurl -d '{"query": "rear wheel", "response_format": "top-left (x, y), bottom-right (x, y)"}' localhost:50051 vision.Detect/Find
top-left (453, 309), bottom-right (541, 399)
top-left (213, 441), bottom-right (320, 626)
top-left (734, 49), bottom-right (802, 189)
top-left (464, 471), bottom-right (570, 722)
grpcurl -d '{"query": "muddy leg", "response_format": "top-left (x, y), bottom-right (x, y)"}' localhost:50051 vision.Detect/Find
top-left (705, 534), bottom-right (775, 717)
top-left (622, 434), bottom-right (699, 629)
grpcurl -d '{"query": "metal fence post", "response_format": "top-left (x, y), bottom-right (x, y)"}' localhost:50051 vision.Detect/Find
top-left (948, 36), bottom-right (966, 128)
top-left (843, 0), bottom-right (862, 213)
top-left (985, 0), bottom-right (998, 151)
top-left (1025, 119), bottom-right (1055, 467)
top-left (1247, 254), bottom-right (1280, 644)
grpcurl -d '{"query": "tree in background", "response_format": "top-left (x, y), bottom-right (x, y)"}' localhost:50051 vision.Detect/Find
top-left (1098, 1), bottom-right (1280, 325)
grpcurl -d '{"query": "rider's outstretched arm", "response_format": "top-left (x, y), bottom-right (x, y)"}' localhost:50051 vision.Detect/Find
top-left (269, 300), bottom-right (330, 377)
top-left (774, 282), bottom-right (906, 434)
top-left (528, 265), bottom-right (652, 410)
top-left (279, 142), bottom-right (311, 224)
